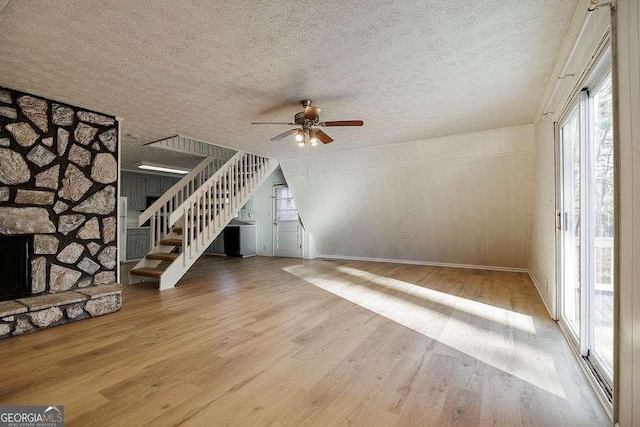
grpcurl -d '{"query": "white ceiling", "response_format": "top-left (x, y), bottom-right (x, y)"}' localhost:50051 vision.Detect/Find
top-left (0, 0), bottom-right (577, 163)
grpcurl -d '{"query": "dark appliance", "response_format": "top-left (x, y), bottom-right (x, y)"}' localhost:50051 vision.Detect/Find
top-left (224, 227), bottom-right (241, 257)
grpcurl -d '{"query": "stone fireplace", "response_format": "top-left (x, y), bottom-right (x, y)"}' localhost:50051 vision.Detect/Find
top-left (0, 86), bottom-right (122, 338)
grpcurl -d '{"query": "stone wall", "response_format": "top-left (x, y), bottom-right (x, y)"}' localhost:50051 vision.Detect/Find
top-left (0, 85), bottom-right (120, 338)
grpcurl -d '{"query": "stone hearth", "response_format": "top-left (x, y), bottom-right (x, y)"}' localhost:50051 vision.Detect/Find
top-left (0, 284), bottom-right (122, 336)
top-left (0, 85), bottom-right (121, 338)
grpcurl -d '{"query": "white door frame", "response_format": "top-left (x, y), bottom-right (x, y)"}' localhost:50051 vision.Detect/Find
top-left (272, 184), bottom-right (303, 258)
top-left (555, 47), bottom-right (614, 396)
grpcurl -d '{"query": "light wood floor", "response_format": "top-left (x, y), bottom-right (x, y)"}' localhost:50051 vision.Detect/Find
top-left (0, 256), bottom-right (609, 426)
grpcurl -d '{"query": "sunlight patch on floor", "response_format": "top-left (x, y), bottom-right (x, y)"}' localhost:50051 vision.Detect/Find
top-left (283, 263), bottom-right (567, 398)
top-left (335, 265), bottom-right (536, 334)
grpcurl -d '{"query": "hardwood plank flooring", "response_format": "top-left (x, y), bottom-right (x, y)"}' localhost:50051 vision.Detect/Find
top-left (0, 256), bottom-right (609, 426)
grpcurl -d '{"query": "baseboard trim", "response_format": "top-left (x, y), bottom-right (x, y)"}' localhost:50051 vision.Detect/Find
top-left (528, 271), bottom-right (556, 320)
top-left (316, 254), bottom-right (529, 273)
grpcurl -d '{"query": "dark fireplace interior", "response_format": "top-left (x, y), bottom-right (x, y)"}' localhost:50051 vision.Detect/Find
top-left (0, 235), bottom-right (31, 301)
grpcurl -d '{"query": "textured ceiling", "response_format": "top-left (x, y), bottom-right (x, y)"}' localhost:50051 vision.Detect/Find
top-left (0, 0), bottom-right (577, 163)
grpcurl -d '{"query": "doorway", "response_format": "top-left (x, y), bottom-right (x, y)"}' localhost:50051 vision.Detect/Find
top-left (273, 184), bottom-right (302, 258)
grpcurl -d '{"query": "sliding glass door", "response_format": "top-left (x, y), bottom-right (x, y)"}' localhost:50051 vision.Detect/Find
top-left (557, 64), bottom-right (614, 391)
top-left (559, 107), bottom-right (582, 340)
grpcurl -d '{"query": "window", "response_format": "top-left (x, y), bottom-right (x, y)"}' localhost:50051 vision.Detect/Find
top-left (274, 186), bottom-right (299, 222)
top-left (557, 59), bottom-right (614, 394)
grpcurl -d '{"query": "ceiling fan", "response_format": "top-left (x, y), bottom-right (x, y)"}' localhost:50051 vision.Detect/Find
top-left (251, 100), bottom-right (363, 146)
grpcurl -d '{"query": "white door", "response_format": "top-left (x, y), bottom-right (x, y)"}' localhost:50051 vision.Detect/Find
top-left (273, 185), bottom-right (302, 258)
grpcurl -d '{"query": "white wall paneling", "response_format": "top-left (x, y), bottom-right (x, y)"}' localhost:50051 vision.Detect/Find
top-left (614, 1), bottom-right (640, 425)
top-left (530, 116), bottom-right (558, 317)
top-left (281, 124), bottom-right (535, 269)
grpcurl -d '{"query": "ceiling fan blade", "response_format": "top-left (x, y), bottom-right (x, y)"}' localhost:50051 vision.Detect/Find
top-left (270, 128), bottom-right (299, 141)
top-left (304, 106), bottom-right (321, 121)
top-left (251, 122), bottom-right (296, 125)
top-left (315, 129), bottom-right (334, 144)
top-left (320, 120), bottom-right (364, 127)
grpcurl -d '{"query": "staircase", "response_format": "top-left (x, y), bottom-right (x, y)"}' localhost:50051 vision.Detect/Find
top-left (129, 151), bottom-right (277, 289)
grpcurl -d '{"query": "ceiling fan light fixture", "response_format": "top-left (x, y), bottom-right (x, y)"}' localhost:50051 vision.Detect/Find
top-left (309, 130), bottom-right (318, 146)
top-left (252, 100), bottom-right (363, 146)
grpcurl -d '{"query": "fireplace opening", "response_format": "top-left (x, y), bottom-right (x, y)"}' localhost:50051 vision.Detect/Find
top-left (0, 235), bottom-right (32, 301)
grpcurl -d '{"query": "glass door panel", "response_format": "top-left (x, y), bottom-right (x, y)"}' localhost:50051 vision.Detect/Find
top-left (590, 73), bottom-right (614, 377)
top-left (560, 108), bottom-right (581, 339)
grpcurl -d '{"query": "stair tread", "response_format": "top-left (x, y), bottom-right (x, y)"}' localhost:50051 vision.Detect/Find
top-left (146, 252), bottom-right (179, 262)
top-left (173, 227), bottom-right (183, 234)
top-left (160, 238), bottom-right (183, 246)
top-left (130, 267), bottom-right (165, 278)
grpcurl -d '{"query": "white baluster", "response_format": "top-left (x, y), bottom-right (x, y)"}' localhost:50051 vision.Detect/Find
top-left (239, 159), bottom-right (242, 203)
top-left (208, 184), bottom-right (213, 239)
top-left (156, 207), bottom-right (161, 244)
top-left (223, 172), bottom-right (227, 220)
top-left (229, 163), bottom-right (237, 211)
top-left (168, 203), bottom-right (171, 237)
top-left (215, 178), bottom-right (219, 230)
top-left (150, 215), bottom-right (156, 250)
top-left (196, 194), bottom-right (200, 251)
top-left (200, 190), bottom-right (204, 248)
top-left (205, 187), bottom-right (210, 242)
top-left (244, 155), bottom-right (248, 194)
top-left (222, 172), bottom-right (225, 220)
top-left (254, 156), bottom-right (260, 185)
top-left (163, 203), bottom-right (168, 238)
top-left (183, 207), bottom-right (188, 267)
top-left (190, 202), bottom-right (195, 260)
top-left (251, 155), bottom-right (256, 189)
top-left (233, 161), bottom-right (237, 210)
top-left (242, 155), bottom-right (246, 199)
